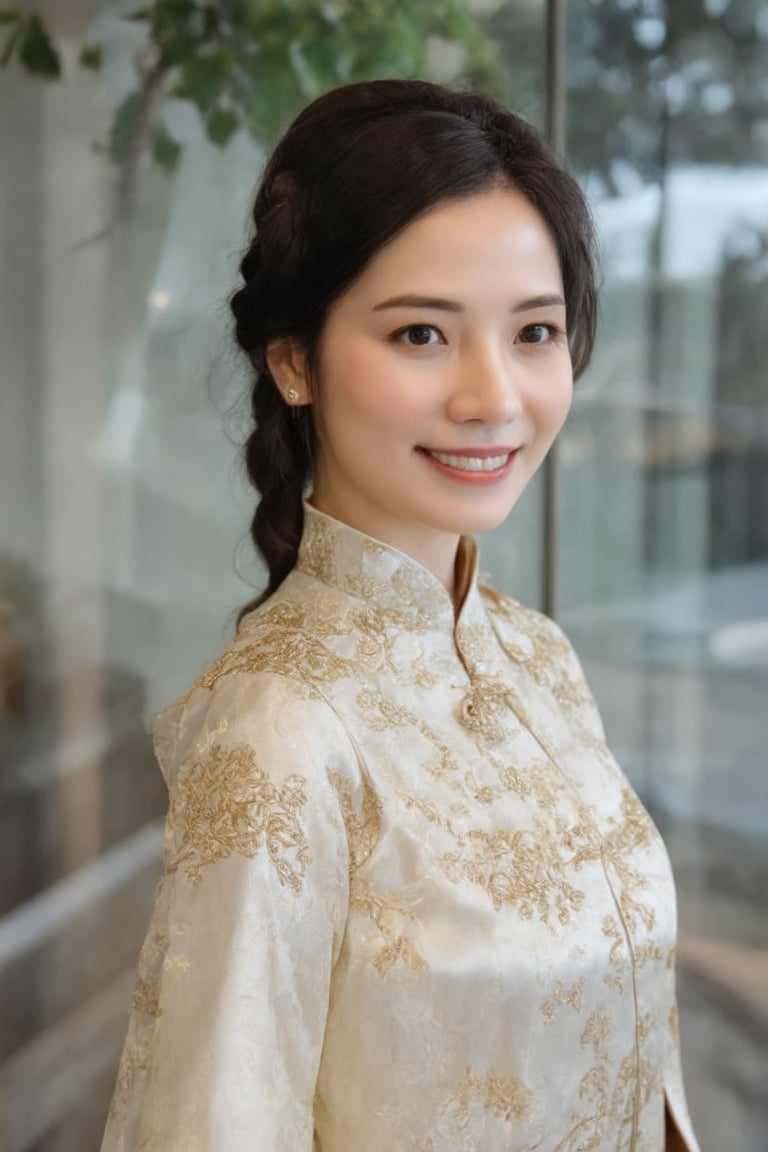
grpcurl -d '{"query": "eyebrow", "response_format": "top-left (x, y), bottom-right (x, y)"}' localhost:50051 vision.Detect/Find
top-left (372, 293), bottom-right (566, 314)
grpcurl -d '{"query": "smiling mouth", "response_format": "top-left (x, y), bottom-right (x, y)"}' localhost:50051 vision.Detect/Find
top-left (422, 449), bottom-right (513, 473)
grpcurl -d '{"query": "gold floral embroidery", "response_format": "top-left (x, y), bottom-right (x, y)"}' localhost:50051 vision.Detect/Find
top-left (109, 1019), bottom-right (154, 1110)
top-left (342, 558), bottom-right (390, 604)
top-left (451, 1069), bottom-right (533, 1125)
top-left (481, 586), bottom-right (596, 717)
top-left (354, 685), bottom-right (661, 935)
top-left (593, 788), bottom-right (662, 985)
top-left (351, 879), bottom-right (428, 975)
top-left (541, 976), bottom-right (586, 1022)
top-left (330, 769), bottom-right (382, 873)
top-left (413, 660), bottom-right (439, 688)
top-left (602, 789), bottom-right (655, 883)
top-left (109, 919), bottom-right (170, 1112)
top-left (469, 754), bottom-right (554, 806)
top-left (400, 789), bottom-right (465, 829)
top-left (124, 920), bottom-right (168, 1043)
top-left (637, 1012), bottom-right (656, 1045)
top-left (454, 618), bottom-right (493, 672)
top-left (120, 510), bottom-right (682, 1151)
top-left (602, 914), bottom-right (629, 992)
top-left (440, 817), bottom-right (587, 925)
top-left (482, 587), bottom-right (570, 665)
top-left (390, 562), bottom-right (451, 626)
top-left (373, 934), bottom-right (428, 975)
top-left (456, 676), bottom-right (531, 743)
top-left (297, 511), bottom-right (339, 585)
top-left (580, 1003), bottom-right (612, 1052)
top-left (357, 690), bottom-right (461, 784)
top-left (167, 742), bottom-right (309, 890)
top-left (297, 506), bottom-right (458, 629)
top-left (131, 976), bottom-right (161, 1018)
top-left (197, 626), bottom-right (354, 694)
top-left (546, 1012), bottom-right (639, 1152)
top-left (348, 604), bottom-right (429, 675)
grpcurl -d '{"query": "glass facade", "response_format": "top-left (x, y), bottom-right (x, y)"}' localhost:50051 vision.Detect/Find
top-left (558, 5), bottom-right (768, 1147)
top-left (0, 2), bottom-right (765, 1149)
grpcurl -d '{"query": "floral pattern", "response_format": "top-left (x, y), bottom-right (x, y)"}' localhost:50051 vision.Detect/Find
top-left (102, 505), bottom-right (699, 1152)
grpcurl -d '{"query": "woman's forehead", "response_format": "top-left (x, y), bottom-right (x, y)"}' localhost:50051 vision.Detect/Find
top-left (338, 189), bottom-right (564, 308)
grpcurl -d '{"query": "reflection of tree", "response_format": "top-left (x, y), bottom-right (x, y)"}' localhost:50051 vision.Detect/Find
top-left (527, 0), bottom-right (768, 579)
top-left (1, 0), bottom-right (501, 216)
top-left (711, 223), bottom-right (768, 566)
top-left (717, 223), bottom-right (768, 406)
top-left (476, 1), bottom-right (547, 126)
top-left (556, 0), bottom-right (768, 396)
top-left (561, 0), bottom-right (768, 191)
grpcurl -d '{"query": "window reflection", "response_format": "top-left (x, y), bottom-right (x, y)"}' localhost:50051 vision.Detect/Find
top-left (1, 2), bottom-right (766, 1149)
top-left (561, 3), bottom-right (768, 1148)
top-left (0, 4), bottom-right (512, 1148)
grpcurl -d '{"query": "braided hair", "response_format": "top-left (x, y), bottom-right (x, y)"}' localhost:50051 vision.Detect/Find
top-left (230, 79), bottom-right (598, 623)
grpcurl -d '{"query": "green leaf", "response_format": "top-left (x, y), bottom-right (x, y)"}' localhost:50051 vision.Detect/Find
top-left (0, 10), bottom-right (21, 24)
top-left (110, 92), bottom-right (140, 164)
top-left (79, 44), bottom-right (102, 71)
top-left (0, 21), bottom-right (19, 68)
top-left (171, 52), bottom-right (229, 113)
top-left (152, 124), bottom-right (182, 172)
top-left (125, 6), bottom-right (152, 20)
top-left (205, 104), bottom-right (239, 146)
top-left (18, 14), bottom-right (61, 78)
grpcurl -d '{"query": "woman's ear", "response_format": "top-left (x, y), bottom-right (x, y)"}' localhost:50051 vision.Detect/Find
top-left (265, 338), bottom-right (312, 406)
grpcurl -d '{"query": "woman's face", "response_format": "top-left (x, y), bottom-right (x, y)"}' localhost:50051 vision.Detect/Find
top-left (276, 187), bottom-right (573, 583)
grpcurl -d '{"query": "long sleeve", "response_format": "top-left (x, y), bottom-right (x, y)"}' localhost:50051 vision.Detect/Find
top-left (101, 674), bottom-right (356, 1152)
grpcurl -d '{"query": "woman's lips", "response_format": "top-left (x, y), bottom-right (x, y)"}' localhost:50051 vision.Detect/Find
top-left (417, 446), bottom-right (519, 482)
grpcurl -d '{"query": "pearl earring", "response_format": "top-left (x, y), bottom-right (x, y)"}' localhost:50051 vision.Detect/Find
top-left (286, 388), bottom-right (300, 403)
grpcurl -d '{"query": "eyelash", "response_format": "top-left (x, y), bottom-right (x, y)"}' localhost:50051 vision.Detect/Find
top-left (517, 323), bottom-right (564, 345)
top-left (391, 324), bottom-right (444, 347)
top-left (390, 322), bottom-right (565, 347)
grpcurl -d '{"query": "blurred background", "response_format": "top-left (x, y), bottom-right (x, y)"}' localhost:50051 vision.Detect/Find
top-left (0, 1), bottom-right (766, 1149)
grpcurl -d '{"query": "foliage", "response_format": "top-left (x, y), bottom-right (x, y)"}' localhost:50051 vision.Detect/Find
top-left (3, 1), bottom-right (765, 196)
top-left (0, 10), bottom-right (60, 77)
top-left (0, 0), bottom-right (501, 185)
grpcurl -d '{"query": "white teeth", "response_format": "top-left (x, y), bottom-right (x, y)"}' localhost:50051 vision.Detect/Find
top-left (429, 451), bottom-right (509, 472)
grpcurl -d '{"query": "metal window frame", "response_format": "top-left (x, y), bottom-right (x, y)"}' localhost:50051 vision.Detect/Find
top-left (542, 0), bottom-right (567, 619)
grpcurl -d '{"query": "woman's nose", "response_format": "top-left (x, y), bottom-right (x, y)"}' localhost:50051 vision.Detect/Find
top-left (446, 347), bottom-right (524, 425)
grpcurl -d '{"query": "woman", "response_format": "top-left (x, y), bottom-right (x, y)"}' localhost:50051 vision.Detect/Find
top-left (102, 79), bottom-right (699, 1151)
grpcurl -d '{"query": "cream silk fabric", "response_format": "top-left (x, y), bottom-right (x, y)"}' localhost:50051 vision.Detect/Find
top-left (102, 506), bottom-right (700, 1152)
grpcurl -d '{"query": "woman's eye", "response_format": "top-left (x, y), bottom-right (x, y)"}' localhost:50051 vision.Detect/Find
top-left (394, 324), bottom-right (443, 347)
top-left (517, 323), bottom-right (557, 345)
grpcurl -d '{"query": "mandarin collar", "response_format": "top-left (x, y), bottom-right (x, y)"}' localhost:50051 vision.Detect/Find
top-left (295, 505), bottom-right (496, 674)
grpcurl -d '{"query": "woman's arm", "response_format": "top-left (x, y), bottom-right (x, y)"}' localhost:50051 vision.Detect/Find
top-left (101, 676), bottom-right (354, 1152)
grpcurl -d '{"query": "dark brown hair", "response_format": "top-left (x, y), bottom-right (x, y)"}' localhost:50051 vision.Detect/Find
top-left (230, 79), bottom-right (598, 620)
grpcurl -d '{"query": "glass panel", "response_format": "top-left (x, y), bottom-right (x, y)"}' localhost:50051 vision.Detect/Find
top-left (473, 0), bottom-right (548, 604)
top-left (0, 3), bottom-right (524, 1148)
top-left (562, 3), bottom-right (768, 1149)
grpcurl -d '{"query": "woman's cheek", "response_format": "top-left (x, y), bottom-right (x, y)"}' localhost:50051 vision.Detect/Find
top-left (544, 365), bottom-right (574, 420)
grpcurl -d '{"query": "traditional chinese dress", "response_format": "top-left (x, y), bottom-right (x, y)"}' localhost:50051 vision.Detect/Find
top-left (102, 505), bottom-right (699, 1152)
